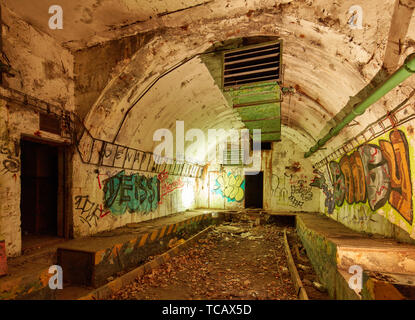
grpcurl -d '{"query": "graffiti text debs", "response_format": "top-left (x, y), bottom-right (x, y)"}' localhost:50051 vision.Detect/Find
top-left (103, 171), bottom-right (159, 215)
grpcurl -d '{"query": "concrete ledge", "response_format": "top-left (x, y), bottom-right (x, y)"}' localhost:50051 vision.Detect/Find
top-left (0, 263), bottom-right (54, 300)
top-left (58, 211), bottom-right (222, 288)
top-left (296, 214), bottom-right (360, 300)
top-left (296, 213), bottom-right (415, 300)
top-left (78, 225), bottom-right (215, 300)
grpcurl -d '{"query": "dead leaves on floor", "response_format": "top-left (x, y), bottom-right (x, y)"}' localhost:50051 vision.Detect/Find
top-left (110, 222), bottom-right (298, 300)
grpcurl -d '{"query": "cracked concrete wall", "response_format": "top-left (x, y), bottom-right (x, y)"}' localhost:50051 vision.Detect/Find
top-left (0, 6), bottom-right (74, 257)
top-left (73, 32), bottom-right (155, 120)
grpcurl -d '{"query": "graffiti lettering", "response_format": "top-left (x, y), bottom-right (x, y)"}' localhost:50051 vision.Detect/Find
top-left (213, 171), bottom-right (245, 202)
top-left (320, 130), bottom-right (412, 224)
top-left (288, 194), bottom-right (304, 208)
top-left (74, 195), bottom-right (109, 227)
top-left (157, 170), bottom-right (184, 204)
top-left (290, 180), bottom-right (313, 202)
top-left (103, 171), bottom-right (159, 215)
top-left (379, 130), bottom-right (413, 223)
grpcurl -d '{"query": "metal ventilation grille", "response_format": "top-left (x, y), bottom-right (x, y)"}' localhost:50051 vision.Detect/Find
top-left (223, 41), bottom-right (281, 89)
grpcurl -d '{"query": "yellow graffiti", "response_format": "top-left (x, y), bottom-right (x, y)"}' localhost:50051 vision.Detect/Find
top-left (214, 172), bottom-right (245, 202)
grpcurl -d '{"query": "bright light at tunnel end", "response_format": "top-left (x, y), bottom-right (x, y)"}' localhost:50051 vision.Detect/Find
top-left (152, 121), bottom-right (262, 175)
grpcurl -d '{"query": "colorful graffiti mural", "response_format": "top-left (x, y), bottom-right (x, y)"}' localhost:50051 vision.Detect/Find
top-left (103, 170), bottom-right (159, 215)
top-left (213, 171), bottom-right (245, 202)
top-left (320, 129), bottom-right (413, 224)
top-left (157, 170), bottom-right (184, 204)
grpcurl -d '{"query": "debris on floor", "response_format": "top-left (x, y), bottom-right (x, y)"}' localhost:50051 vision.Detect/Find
top-left (109, 222), bottom-right (298, 300)
top-left (286, 232), bottom-right (331, 299)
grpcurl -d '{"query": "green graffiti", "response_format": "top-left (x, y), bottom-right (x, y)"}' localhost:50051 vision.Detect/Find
top-left (103, 170), bottom-right (159, 215)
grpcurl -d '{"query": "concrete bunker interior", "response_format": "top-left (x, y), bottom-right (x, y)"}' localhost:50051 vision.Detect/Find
top-left (0, 0), bottom-right (415, 301)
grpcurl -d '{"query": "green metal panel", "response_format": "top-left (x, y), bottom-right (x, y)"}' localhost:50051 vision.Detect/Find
top-left (226, 82), bottom-right (282, 142)
top-left (236, 103), bottom-right (280, 121)
top-left (244, 119), bottom-right (280, 131)
top-left (227, 82), bottom-right (280, 105)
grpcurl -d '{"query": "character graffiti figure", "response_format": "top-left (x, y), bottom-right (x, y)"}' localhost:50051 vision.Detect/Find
top-left (358, 144), bottom-right (390, 211)
top-left (310, 169), bottom-right (335, 214)
top-left (329, 161), bottom-right (345, 207)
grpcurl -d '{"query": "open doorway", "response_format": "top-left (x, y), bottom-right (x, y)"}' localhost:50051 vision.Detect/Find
top-left (244, 171), bottom-right (263, 208)
top-left (20, 139), bottom-right (66, 253)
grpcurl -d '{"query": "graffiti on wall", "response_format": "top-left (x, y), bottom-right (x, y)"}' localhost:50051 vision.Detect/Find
top-left (271, 174), bottom-right (289, 202)
top-left (75, 195), bottom-right (110, 227)
top-left (103, 170), bottom-right (159, 215)
top-left (158, 170), bottom-right (184, 204)
top-left (325, 129), bottom-right (413, 224)
top-left (213, 171), bottom-right (245, 202)
top-left (289, 179), bottom-right (313, 208)
top-left (0, 139), bottom-right (20, 174)
top-left (310, 169), bottom-right (335, 214)
top-left (272, 172), bottom-right (314, 209)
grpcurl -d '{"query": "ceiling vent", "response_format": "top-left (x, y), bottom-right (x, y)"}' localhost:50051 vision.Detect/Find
top-left (222, 41), bottom-right (282, 90)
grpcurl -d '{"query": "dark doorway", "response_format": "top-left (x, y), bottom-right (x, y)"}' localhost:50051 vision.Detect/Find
top-left (244, 171), bottom-right (263, 208)
top-left (20, 139), bottom-right (63, 251)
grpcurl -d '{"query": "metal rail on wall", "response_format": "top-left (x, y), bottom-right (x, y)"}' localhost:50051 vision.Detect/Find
top-left (305, 53), bottom-right (415, 159)
top-left (0, 86), bottom-right (204, 178)
top-left (76, 125), bottom-right (204, 178)
top-left (313, 93), bottom-right (415, 169)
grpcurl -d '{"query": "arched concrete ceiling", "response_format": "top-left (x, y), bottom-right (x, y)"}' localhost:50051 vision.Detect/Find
top-left (2, 0), bottom-right (209, 43)
top-left (5, 0), bottom-right (415, 165)
top-left (115, 57), bottom-right (245, 163)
